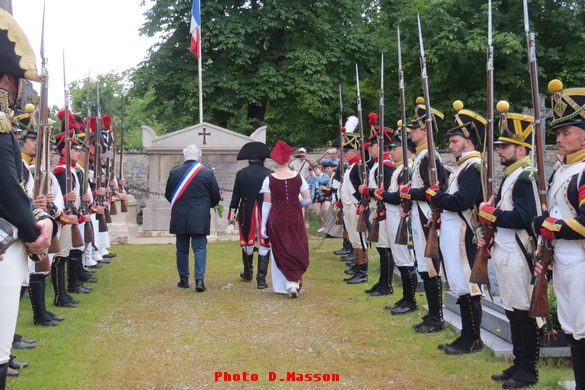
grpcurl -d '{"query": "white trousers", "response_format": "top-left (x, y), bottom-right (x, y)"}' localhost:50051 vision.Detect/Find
top-left (0, 241), bottom-right (28, 364)
top-left (386, 208), bottom-right (414, 267)
top-left (492, 244), bottom-right (532, 311)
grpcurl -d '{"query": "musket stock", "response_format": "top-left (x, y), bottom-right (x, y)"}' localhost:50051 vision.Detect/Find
top-left (417, 15), bottom-right (441, 261)
top-left (396, 26), bottom-right (411, 246)
top-left (524, 0), bottom-right (550, 318)
top-left (470, 0), bottom-right (495, 285)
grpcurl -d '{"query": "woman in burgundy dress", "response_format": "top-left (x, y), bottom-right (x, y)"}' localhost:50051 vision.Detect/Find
top-left (261, 140), bottom-right (311, 298)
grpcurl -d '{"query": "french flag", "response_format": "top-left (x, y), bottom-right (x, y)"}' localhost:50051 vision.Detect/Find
top-left (190, 0), bottom-right (201, 58)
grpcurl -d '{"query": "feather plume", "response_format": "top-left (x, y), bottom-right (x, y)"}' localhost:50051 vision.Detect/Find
top-left (344, 116), bottom-right (359, 134)
top-left (368, 112), bottom-right (378, 125)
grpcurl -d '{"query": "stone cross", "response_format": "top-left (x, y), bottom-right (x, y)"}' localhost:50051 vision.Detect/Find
top-left (198, 128), bottom-right (211, 145)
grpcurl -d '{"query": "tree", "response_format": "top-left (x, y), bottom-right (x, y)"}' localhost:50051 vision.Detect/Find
top-left (133, 0), bottom-right (378, 146)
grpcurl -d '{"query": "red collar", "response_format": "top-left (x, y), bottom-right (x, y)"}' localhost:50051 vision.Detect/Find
top-left (347, 155), bottom-right (361, 165)
top-left (57, 156), bottom-right (77, 169)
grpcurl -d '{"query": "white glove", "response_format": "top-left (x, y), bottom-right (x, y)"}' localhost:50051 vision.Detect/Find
top-left (226, 224), bottom-right (235, 235)
top-left (261, 202), bottom-right (272, 239)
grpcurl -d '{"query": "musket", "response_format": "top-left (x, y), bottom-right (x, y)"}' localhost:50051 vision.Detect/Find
top-left (119, 94), bottom-right (128, 212)
top-left (95, 81), bottom-right (108, 232)
top-left (81, 70), bottom-right (95, 244)
top-left (525, 0), bottom-right (551, 318)
top-left (334, 85), bottom-right (345, 225)
top-left (418, 15), bottom-right (441, 265)
top-left (63, 52), bottom-right (84, 247)
top-left (368, 53), bottom-right (385, 243)
top-left (34, 1), bottom-right (60, 261)
top-left (470, 0), bottom-right (495, 285)
top-left (355, 64), bottom-right (369, 234)
top-left (396, 26), bottom-right (412, 246)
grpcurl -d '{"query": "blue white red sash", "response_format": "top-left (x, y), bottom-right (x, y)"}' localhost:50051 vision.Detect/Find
top-left (170, 161), bottom-right (204, 210)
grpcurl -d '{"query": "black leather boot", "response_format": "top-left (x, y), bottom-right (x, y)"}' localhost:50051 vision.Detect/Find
top-left (346, 256), bottom-right (368, 284)
top-left (333, 238), bottom-right (352, 255)
top-left (256, 252), bottom-right (269, 289)
top-left (0, 362), bottom-right (7, 390)
top-left (414, 273), bottom-right (444, 333)
top-left (28, 274), bottom-right (59, 326)
top-left (53, 257), bottom-right (76, 308)
top-left (239, 249), bottom-right (254, 282)
top-left (445, 295), bottom-right (483, 354)
top-left (500, 310), bottom-right (540, 386)
top-left (68, 254), bottom-right (91, 294)
top-left (371, 248), bottom-right (394, 296)
top-left (390, 266), bottom-right (418, 314)
top-left (568, 335), bottom-right (585, 390)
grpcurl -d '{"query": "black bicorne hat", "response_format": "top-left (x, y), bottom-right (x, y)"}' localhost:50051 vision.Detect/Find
top-left (237, 142), bottom-right (271, 160)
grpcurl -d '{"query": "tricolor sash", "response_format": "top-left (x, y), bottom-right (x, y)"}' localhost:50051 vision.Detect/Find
top-left (170, 161), bottom-right (204, 210)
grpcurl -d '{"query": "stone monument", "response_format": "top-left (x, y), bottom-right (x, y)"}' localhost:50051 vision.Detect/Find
top-left (140, 122), bottom-right (266, 237)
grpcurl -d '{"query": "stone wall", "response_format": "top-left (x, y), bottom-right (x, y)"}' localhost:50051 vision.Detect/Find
top-left (117, 146), bottom-right (559, 224)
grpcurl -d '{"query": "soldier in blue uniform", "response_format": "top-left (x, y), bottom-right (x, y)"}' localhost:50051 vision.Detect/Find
top-left (228, 142), bottom-right (272, 289)
top-left (479, 102), bottom-right (540, 388)
top-left (426, 101), bottom-right (485, 354)
top-left (534, 80), bottom-right (585, 390)
top-left (0, 9), bottom-right (56, 387)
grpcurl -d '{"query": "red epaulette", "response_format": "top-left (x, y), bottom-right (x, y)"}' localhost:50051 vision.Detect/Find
top-left (53, 166), bottom-right (65, 175)
top-left (383, 160), bottom-right (395, 169)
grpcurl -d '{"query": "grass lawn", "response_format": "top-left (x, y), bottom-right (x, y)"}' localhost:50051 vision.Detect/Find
top-left (9, 224), bottom-right (573, 389)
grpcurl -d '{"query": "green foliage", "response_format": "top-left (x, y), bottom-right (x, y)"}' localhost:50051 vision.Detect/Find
top-left (69, 1), bottom-right (585, 148)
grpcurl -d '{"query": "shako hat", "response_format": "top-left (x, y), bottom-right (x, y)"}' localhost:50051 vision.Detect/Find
top-left (237, 141), bottom-right (271, 160)
top-left (390, 120), bottom-right (416, 153)
top-left (407, 97), bottom-right (444, 132)
top-left (270, 140), bottom-right (294, 165)
top-left (341, 115), bottom-right (360, 150)
top-left (493, 100), bottom-right (533, 149)
top-left (0, 9), bottom-right (42, 83)
top-left (366, 112), bottom-right (393, 144)
top-left (548, 79), bottom-right (585, 130)
top-left (54, 131), bottom-right (82, 154)
top-left (445, 100), bottom-right (486, 147)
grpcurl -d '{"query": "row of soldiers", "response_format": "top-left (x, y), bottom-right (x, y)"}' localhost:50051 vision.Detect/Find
top-left (0, 9), bottom-right (124, 386)
top-left (326, 85), bottom-right (585, 389)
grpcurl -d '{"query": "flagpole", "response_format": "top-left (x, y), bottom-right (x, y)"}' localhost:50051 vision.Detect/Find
top-left (198, 0), bottom-right (203, 124)
top-left (198, 47), bottom-right (203, 123)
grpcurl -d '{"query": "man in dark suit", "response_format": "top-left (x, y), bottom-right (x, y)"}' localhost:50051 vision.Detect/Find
top-left (165, 144), bottom-right (221, 292)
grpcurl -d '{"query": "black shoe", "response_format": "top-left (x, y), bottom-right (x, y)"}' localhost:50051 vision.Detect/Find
top-left (370, 288), bottom-right (392, 297)
top-left (386, 298), bottom-right (404, 310)
top-left (344, 267), bottom-right (356, 275)
top-left (391, 304), bottom-right (417, 315)
top-left (102, 253), bottom-right (117, 258)
top-left (491, 373), bottom-right (512, 382)
top-left (502, 378), bottom-right (536, 389)
top-left (177, 279), bottom-right (190, 288)
top-left (364, 283), bottom-right (380, 294)
top-left (85, 277), bottom-right (98, 283)
top-left (415, 323), bottom-right (445, 333)
top-left (195, 280), bottom-right (206, 292)
top-left (88, 263), bottom-right (102, 269)
top-left (12, 340), bottom-right (36, 349)
top-left (15, 336), bottom-right (36, 344)
top-left (98, 258), bottom-right (110, 264)
top-left (444, 340), bottom-right (484, 355)
top-left (340, 253), bottom-right (355, 262)
top-left (71, 286), bottom-right (91, 294)
top-left (54, 300), bottom-right (76, 308)
top-left (80, 284), bottom-right (93, 291)
top-left (47, 311), bottom-right (65, 321)
top-left (84, 268), bottom-right (96, 274)
top-left (333, 248), bottom-right (351, 256)
top-left (8, 357), bottom-right (28, 369)
top-left (239, 270), bottom-right (253, 282)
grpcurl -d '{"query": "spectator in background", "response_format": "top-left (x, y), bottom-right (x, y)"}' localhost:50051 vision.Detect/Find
top-left (307, 165), bottom-right (331, 232)
top-left (316, 147), bottom-right (340, 168)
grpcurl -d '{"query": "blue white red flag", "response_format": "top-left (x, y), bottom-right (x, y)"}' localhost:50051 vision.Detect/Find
top-left (190, 0), bottom-right (201, 58)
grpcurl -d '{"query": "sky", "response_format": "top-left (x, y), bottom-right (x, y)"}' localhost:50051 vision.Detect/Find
top-left (12, 0), bottom-right (159, 108)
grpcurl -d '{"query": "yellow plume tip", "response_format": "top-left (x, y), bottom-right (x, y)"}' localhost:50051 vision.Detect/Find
top-left (548, 79), bottom-right (563, 94)
top-left (453, 100), bottom-right (464, 111)
top-left (25, 103), bottom-right (35, 113)
top-left (496, 100), bottom-right (510, 113)
top-left (416, 97), bottom-right (424, 104)
top-left (397, 120), bottom-right (403, 127)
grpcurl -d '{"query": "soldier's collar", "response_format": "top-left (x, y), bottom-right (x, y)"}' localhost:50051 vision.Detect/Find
top-left (347, 155), bottom-right (361, 165)
top-left (457, 151), bottom-right (480, 166)
top-left (77, 161), bottom-right (85, 168)
top-left (21, 152), bottom-right (34, 164)
top-left (395, 160), bottom-right (403, 169)
top-left (564, 149), bottom-right (585, 165)
top-left (415, 143), bottom-right (428, 154)
top-left (505, 156), bottom-right (531, 176)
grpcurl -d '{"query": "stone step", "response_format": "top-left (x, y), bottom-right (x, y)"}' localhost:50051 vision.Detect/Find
top-left (443, 291), bottom-right (570, 357)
